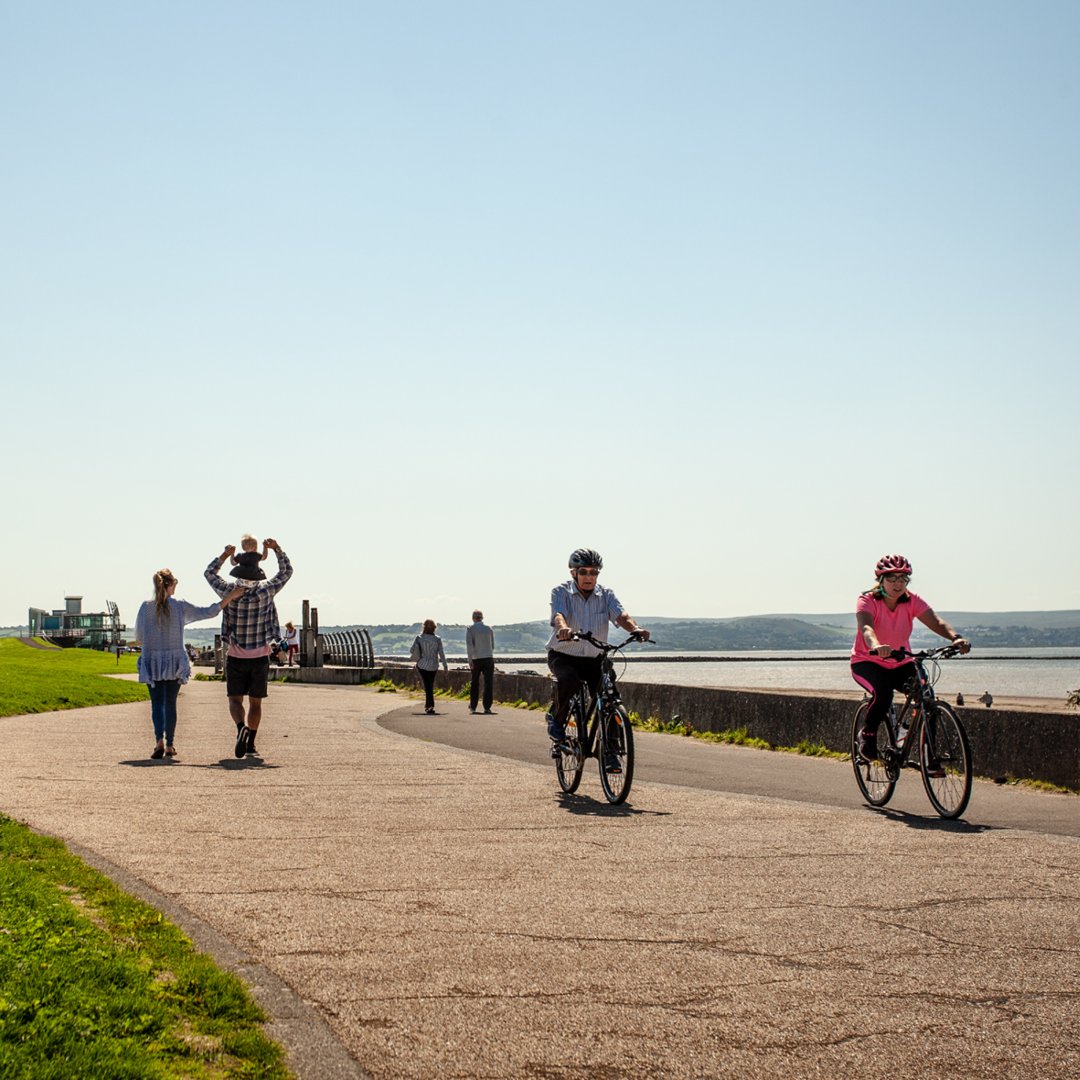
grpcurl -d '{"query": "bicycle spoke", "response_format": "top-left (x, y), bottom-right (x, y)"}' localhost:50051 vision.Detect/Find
top-left (850, 703), bottom-right (896, 808)
top-left (598, 705), bottom-right (634, 804)
top-left (555, 699), bottom-right (585, 795)
top-left (920, 703), bottom-right (972, 818)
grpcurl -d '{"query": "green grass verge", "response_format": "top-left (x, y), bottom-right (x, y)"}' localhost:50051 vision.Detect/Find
top-left (0, 814), bottom-right (291, 1078)
top-left (630, 712), bottom-right (845, 759)
top-left (0, 639), bottom-right (146, 719)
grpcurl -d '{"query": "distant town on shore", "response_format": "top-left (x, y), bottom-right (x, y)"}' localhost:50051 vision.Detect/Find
top-left (9, 610), bottom-right (1071, 653)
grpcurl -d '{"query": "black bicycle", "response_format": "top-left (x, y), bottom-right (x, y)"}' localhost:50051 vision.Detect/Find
top-left (554, 631), bottom-right (651, 804)
top-left (851, 644), bottom-right (973, 819)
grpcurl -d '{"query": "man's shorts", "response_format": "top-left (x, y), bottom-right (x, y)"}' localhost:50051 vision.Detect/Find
top-left (225, 656), bottom-right (271, 699)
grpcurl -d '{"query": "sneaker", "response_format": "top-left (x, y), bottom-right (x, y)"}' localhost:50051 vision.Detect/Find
top-left (545, 711), bottom-right (564, 742)
top-left (234, 726), bottom-right (251, 759)
top-left (857, 729), bottom-right (878, 760)
top-left (603, 754), bottom-right (622, 774)
top-left (483, 708), bottom-right (494, 714)
top-left (468, 707), bottom-right (476, 714)
top-left (246, 737), bottom-right (258, 757)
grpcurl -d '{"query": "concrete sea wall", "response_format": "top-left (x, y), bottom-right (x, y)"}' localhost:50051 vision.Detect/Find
top-left (278, 664), bottom-right (1079, 790)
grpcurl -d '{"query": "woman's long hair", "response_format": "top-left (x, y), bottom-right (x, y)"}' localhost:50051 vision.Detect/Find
top-left (422, 619), bottom-right (436, 635)
top-left (153, 569), bottom-right (176, 621)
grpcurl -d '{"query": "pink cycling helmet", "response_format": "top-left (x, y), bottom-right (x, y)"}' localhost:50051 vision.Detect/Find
top-left (875, 554), bottom-right (913, 578)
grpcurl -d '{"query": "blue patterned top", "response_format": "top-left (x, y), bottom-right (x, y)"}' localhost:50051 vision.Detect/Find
top-left (134, 597), bottom-right (221, 686)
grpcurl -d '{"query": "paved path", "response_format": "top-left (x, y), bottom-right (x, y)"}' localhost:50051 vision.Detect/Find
top-left (380, 705), bottom-right (1080, 838)
top-left (1, 680), bottom-right (1077, 1079)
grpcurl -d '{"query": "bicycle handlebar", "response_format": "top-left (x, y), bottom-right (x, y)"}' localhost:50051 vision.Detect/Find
top-left (570, 629), bottom-right (655, 651)
top-left (888, 644), bottom-right (965, 662)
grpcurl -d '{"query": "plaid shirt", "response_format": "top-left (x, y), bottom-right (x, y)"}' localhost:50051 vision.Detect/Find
top-left (205, 549), bottom-right (293, 650)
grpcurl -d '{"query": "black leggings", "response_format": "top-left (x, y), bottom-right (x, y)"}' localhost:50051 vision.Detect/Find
top-left (418, 667), bottom-right (437, 709)
top-left (851, 661), bottom-right (915, 735)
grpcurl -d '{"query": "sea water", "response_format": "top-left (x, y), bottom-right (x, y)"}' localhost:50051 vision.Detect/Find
top-left (482, 648), bottom-right (1079, 702)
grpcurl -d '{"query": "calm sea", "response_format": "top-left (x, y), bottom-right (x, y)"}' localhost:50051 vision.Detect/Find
top-left (477, 648), bottom-right (1080, 702)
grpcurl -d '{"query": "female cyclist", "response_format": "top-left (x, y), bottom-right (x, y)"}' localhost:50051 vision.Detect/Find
top-left (851, 554), bottom-right (970, 760)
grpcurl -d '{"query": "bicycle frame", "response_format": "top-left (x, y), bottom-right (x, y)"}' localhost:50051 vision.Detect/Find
top-left (572, 653), bottom-right (623, 759)
top-left (554, 631), bottom-right (649, 804)
top-left (851, 643), bottom-right (973, 819)
top-left (880, 646), bottom-right (959, 767)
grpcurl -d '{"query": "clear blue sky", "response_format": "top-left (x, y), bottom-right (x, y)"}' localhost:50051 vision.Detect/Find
top-left (4, 2), bottom-right (1077, 630)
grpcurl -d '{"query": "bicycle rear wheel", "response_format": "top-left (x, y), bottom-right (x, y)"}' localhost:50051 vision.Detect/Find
top-left (920, 702), bottom-right (972, 819)
top-left (850, 702), bottom-right (896, 807)
top-left (555, 692), bottom-right (585, 795)
top-left (598, 703), bottom-right (634, 804)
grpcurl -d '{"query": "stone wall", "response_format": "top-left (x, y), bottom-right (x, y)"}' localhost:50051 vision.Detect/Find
top-left (274, 664), bottom-right (1079, 789)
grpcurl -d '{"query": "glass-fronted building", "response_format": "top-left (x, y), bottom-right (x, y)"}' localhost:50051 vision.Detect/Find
top-left (27, 597), bottom-right (125, 649)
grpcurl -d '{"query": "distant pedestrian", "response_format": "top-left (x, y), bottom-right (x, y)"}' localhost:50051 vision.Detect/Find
top-left (979, 690), bottom-right (993, 708)
top-left (410, 619), bottom-right (448, 714)
top-left (205, 538), bottom-right (294, 758)
top-left (285, 621), bottom-right (300, 666)
top-left (956, 692), bottom-right (965, 707)
top-left (466, 610), bottom-right (496, 714)
top-left (134, 569), bottom-right (244, 760)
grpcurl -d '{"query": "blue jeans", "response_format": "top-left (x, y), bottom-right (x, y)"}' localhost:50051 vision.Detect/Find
top-left (148, 680), bottom-right (181, 743)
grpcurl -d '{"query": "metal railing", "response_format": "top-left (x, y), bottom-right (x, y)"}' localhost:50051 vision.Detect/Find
top-left (321, 628), bottom-right (375, 667)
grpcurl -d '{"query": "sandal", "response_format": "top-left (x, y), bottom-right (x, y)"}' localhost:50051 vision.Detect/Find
top-left (165, 745), bottom-right (177, 757)
top-left (150, 745), bottom-right (165, 759)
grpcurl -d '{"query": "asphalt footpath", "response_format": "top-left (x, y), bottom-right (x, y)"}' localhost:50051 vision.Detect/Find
top-left (0, 679), bottom-right (1077, 1080)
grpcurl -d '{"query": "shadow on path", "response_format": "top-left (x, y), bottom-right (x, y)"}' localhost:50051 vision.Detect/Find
top-left (554, 793), bottom-right (673, 818)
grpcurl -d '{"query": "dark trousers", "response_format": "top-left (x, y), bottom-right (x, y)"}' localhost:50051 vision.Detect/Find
top-left (546, 650), bottom-right (602, 737)
top-left (470, 657), bottom-right (494, 711)
top-left (851, 661), bottom-right (916, 735)
top-left (418, 666), bottom-right (437, 710)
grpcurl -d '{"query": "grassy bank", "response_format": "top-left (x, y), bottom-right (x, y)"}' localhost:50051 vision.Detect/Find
top-left (0, 639), bottom-right (146, 718)
top-left (0, 814), bottom-right (290, 1078)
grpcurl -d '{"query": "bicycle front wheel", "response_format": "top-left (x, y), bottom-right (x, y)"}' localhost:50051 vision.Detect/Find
top-left (555, 693), bottom-right (585, 795)
top-left (850, 702), bottom-right (896, 808)
top-left (920, 702), bottom-right (972, 819)
top-left (598, 704), bottom-right (634, 804)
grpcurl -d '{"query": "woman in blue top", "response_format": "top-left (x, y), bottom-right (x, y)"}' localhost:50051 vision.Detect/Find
top-left (134, 568), bottom-right (243, 759)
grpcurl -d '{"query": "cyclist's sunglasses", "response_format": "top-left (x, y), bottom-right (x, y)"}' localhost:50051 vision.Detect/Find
top-left (882, 574), bottom-right (911, 583)
top-left (574, 568), bottom-right (600, 577)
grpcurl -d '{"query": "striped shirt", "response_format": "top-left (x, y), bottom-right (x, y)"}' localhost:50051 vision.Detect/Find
top-left (546, 580), bottom-right (625, 657)
top-left (414, 633), bottom-right (448, 671)
top-left (205, 549), bottom-right (293, 652)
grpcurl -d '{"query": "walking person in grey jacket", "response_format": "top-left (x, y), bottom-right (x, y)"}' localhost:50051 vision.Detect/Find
top-left (466, 610), bottom-right (495, 714)
top-left (411, 619), bottom-right (448, 714)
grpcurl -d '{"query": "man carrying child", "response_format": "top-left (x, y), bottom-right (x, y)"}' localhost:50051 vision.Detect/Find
top-left (205, 537), bottom-right (293, 758)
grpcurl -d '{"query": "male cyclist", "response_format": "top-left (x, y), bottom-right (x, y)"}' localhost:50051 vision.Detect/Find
top-left (546, 548), bottom-right (650, 768)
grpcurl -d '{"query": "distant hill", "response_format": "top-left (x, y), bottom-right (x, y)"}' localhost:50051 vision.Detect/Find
top-left (165, 610), bottom-right (1080, 652)
top-left (769, 610), bottom-right (1080, 648)
top-left (770, 610), bottom-right (1080, 631)
top-left (332, 617), bottom-right (848, 653)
